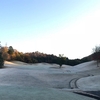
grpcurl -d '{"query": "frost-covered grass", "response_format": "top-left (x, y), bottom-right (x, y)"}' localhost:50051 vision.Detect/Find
top-left (0, 60), bottom-right (99, 100)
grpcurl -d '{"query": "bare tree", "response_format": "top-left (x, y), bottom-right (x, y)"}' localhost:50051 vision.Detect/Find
top-left (92, 45), bottom-right (100, 67)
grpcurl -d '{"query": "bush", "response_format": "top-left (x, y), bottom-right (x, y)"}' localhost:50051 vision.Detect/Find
top-left (0, 52), bottom-right (4, 68)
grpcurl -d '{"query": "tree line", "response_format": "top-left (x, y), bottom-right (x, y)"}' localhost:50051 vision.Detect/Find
top-left (0, 45), bottom-right (92, 67)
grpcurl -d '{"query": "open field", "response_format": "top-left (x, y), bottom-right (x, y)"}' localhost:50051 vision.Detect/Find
top-left (0, 61), bottom-right (100, 100)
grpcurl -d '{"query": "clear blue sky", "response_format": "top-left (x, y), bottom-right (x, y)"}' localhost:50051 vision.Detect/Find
top-left (0, 0), bottom-right (100, 59)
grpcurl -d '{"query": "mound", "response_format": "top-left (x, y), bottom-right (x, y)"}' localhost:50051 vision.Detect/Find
top-left (4, 61), bottom-right (27, 66)
top-left (73, 61), bottom-right (98, 72)
top-left (11, 61), bottom-right (28, 65)
top-left (77, 75), bottom-right (100, 91)
top-left (4, 61), bottom-right (18, 65)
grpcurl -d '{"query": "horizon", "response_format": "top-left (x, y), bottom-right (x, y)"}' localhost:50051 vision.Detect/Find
top-left (0, 44), bottom-right (93, 60)
top-left (0, 0), bottom-right (100, 59)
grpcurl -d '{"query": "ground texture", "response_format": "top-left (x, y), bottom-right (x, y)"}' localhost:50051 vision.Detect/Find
top-left (0, 61), bottom-right (99, 100)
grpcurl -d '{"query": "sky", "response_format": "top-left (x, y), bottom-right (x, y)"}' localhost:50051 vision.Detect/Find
top-left (0, 0), bottom-right (100, 59)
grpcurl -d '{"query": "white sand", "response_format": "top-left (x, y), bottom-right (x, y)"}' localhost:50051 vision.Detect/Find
top-left (5, 61), bottom-right (28, 65)
top-left (5, 61), bottom-right (18, 65)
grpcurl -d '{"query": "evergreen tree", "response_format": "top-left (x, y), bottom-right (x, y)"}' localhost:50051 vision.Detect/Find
top-left (8, 46), bottom-right (14, 55)
top-left (0, 42), bottom-right (4, 68)
top-left (0, 52), bottom-right (4, 68)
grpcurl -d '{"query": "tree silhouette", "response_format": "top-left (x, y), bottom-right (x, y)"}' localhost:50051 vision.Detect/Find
top-left (0, 42), bottom-right (4, 68)
top-left (8, 46), bottom-right (14, 55)
top-left (58, 54), bottom-right (66, 68)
